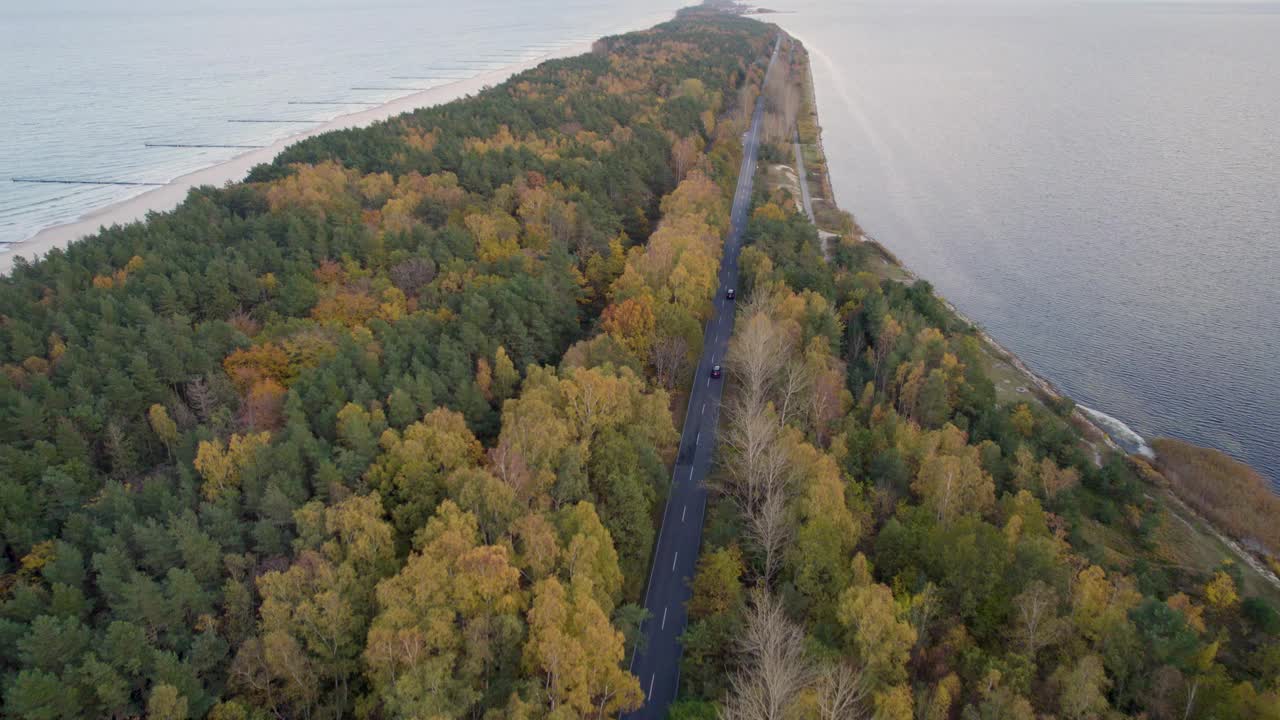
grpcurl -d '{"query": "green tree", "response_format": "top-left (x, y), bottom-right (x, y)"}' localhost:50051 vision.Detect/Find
top-left (4, 669), bottom-right (81, 720)
top-left (688, 545), bottom-right (745, 620)
top-left (588, 428), bottom-right (662, 594)
top-left (146, 684), bottom-right (189, 720)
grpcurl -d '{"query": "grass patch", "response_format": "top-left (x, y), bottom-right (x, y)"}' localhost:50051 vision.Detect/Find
top-left (1152, 491), bottom-right (1280, 606)
top-left (981, 349), bottom-right (1048, 410)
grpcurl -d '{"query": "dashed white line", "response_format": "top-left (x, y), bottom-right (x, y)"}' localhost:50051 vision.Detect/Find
top-left (661, 606), bottom-right (668, 630)
top-left (648, 673), bottom-right (655, 700)
top-left (672, 552), bottom-right (679, 572)
top-left (701, 403), bottom-right (706, 415)
top-left (695, 431), bottom-right (700, 446)
top-left (682, 504), bottom-right (687, 522)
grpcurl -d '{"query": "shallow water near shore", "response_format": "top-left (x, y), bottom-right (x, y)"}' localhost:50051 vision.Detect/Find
top-left (769, 0), bottom-right (1280, 487)
top-left (0, 0), bottom-right (685, 254)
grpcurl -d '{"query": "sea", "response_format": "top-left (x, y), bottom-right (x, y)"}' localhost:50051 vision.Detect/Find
top-left (768, 1), bottom-right (1280, 487)
top-left (0, 0), bottom-right (686, 250)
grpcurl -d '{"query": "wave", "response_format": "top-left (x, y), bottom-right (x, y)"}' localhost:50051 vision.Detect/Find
top-left (1079, 404), bottom-right (1154, 458)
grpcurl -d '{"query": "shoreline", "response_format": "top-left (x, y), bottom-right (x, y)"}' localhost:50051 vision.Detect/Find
top-left (784, 28), bottom-right (1279, 590)
top-left (786, 28), bottom-right (1131, 460)
top-left (0, 42), bottom-right (594, 276)
top-left (785, 18), bottom-right (1274, 492)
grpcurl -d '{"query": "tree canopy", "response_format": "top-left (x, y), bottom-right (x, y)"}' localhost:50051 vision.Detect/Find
top-left (0, 11), bottom-right (773, 719)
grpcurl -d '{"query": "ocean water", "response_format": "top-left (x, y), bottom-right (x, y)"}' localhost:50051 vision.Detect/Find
top-left (0, 0), bottom-right (686, 250)
top-left (768, 1), bottom-right (1280, 487)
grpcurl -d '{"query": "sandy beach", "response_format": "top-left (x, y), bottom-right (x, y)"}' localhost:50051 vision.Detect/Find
top-left (0, 42), bottom-right (591, 276)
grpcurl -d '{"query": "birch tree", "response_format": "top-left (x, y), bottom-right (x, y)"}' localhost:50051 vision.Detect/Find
top-left (721, 590), bottom-right (811, 720)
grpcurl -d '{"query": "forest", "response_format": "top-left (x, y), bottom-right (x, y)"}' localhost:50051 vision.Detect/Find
top-left (664, 37), bottom-right (1280, 720)
top-left (1, 8), bottom-right (1277, 720)
top-left (0, 10), bottom-right (772, 719)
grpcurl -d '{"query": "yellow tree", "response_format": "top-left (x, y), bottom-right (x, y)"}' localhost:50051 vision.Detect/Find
top-left (1166, 592), bottom-right (1207, 634)
top-left (688, 545), bottom-right (745, 620)
top-left (671, 134), bottom-right (702, 182)
top-left (364, 501), bottom-right (522, 719)
top-left (265, 161), bottom-right (358, 217)
top-left (873, 685), bottom-right (914, 720)
top-left (1071, 565), bottom-right (1142, 647)
top-left (1010, 445), bottom-right (1039, 492)
top-left (837, 554), bottom-right (916, 688)
top-left (293, 492), bottom-right (397, 578)
top-left (1052, 654), bottom-right (1111, 720)
top-left (787, 437), bottom-right (861, 620)
top-left (911, 427), bottom-right (995, 523)
top-left (658, 170), bottom-right (728, 234)
top-left (497, 365), bottom-right (674, 507)
top-left (194, 432), bottom-right (271, 500)
top-left (668, 247), bottom-right (718, 317)
top-left (556, 501), bottom-right (624, 614)
top-left (364, 407), bottom-right (483, 536)
top-left (476, 356), bottom-right (494, 401)
top-left (242, 493), bottom-right (396, 717)
top-left (148, 403), bottom-right (178, 458)
top-left (523, 577), bottom-right (642, 717)
top-left (496, 366), bottom-right (577, 499)
top-left (1203, 569), bottom-right (1240, 614)
top-left (223, 343), bottom-right (291, 392)
top-left (466, 209), bottom-right (522, 263)
top-left (493, 346), bottom-right (520, 401)
top-left (1039, 458), bottom-right (1080, 501)
top-left (512, 512), bottom-right (561, 581)
top-left (585, 235), bottom-right (628, 302)
top-left (600, 295), bottom-right (657, 360)
top-left (1010, 404), bottom-right (1035, 438)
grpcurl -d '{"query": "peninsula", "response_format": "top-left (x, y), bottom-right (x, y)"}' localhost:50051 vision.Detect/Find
top-left (0, 7), bottom-right (1275, 720)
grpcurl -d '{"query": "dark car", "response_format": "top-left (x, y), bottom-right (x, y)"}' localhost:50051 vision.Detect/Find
top-left (710, 364), bottom-right (722, 379)
top-left (725, 288), bottom-right (735, 300)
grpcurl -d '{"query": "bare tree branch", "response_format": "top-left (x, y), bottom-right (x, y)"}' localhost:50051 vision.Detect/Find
top-left (813, 660), bottom-right (872, 720)
top-left (721, 590), bottom-right (812, 720)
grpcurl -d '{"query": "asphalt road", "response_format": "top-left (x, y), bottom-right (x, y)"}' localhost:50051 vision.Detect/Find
top-left (623, 35), bottom-right (781, 720)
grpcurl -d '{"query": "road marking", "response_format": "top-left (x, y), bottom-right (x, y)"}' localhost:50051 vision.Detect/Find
top-left (701, 403), bottom-right (705, 415)
top-left (695, 431), bottom-right (700, 446)
top-left (661, 606), bottom-right (668, 629)
top-left (626, 38), bottom-right (775, 694)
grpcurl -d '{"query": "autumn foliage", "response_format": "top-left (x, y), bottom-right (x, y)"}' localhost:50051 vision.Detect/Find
top-left (1152, 438), bottom-right (1280, 555)
top-left (0, 12), bottom-right (781, 719)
